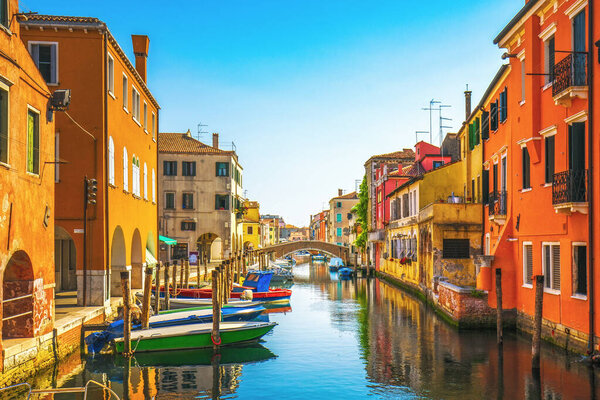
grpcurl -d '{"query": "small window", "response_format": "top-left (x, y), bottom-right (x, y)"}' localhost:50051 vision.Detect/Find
top-left (122, 74), bottom-right (128, 111)
top-left (0, 85), bottom-right (8, 164)
top-left (336, 213), bottom-right (342, 223)
top-left (165, 192), bottom-right (175, 209)
top-left (499, 88), bottom-right (508, 123)
top-left (545, 36), bottom-right (555, 84)
top-left (481, 110), bottom-right (490, 140)
top-left (433, 160), bottom-right (443, 169)
top-left (107, 53), bottom-right (114, 95)
top-left (336, 228), bottom-right (342, 237)
top-left (143, 102), bottom-right (148, 131)
top-left (216, 162), bottom-right (229, 177)
top-left (543, 244), bottom-right (560, 291)
top-left (442, 239), bottom-right (470, 259)
top-left (132, 86), bottom-right (140, 121)
top-left (347, 213), bottom-right (353, 220)
top-left (0, 0), bottom-right (8, 28)
top-left (29, 42), bottom-right (58, 84)
top-left (215, 194), bottom-right (229, 210)
top-left (163, 161), bottom-right (177, 176)
top-left (545, 136), bottom-right (555, 184)
top-left (522, 147), bottom-right (530, 189)
top-left (27, 108), bottom-right (40, 174)
top-left (336, 202), bottom-right (342, 208)
top-left (248, 226), bottom-right (253, 235)
top-left (523, 243), bottom-right (533, 285)
top-left (182, 192), bottom-right (194, 209)
top-left (151, 112), bottom-right (156, 141)
top-left (490, 101), bottom-right (498, 131)
top-left (182, 161), bottom-right (196, 176)
top-left (181, 221), bottom-right (196, 231)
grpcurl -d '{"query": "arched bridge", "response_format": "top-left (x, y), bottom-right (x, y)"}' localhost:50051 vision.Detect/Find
top-left (260, 240), bottom-right (350, 261)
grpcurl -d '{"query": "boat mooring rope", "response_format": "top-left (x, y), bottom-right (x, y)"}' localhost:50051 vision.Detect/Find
top-left (211, 334), bottom-right (222, 346)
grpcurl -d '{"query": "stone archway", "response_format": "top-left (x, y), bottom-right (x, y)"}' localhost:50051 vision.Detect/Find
top-left (244, 241), bottom-right (254, 250)
top-left (110, 226), bottom-right (127, 296)
top-left (3, 251), bottom-right (34, 339)
top-left (54, 226), bottom-right (77, 292)
top-left (131, 229), bottom-right (143, 289)
top-left (196, 233), bottom-right (220, 263)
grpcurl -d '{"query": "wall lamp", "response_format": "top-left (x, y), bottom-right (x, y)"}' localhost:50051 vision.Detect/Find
top-left (501, 52), bottom-right (518, 60)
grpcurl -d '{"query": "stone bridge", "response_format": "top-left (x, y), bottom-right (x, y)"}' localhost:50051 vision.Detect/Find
top-left (260, 240), bottom-right (350, 262)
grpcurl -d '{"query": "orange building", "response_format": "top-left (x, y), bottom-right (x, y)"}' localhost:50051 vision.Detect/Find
top-left (0, 0), bottom-right (55, 351)
top-left (479, 0), bottom-right (596, 353)
top-left (20, 16), bottom-right (159, 305)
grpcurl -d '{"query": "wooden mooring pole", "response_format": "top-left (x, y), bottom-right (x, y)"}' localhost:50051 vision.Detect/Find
top-left (121, 271), bottom-right (131, 356)
top-left (154, 262), bottom-right (161, 315)
top-left (532, 275), bottom-right (544, 371)
top-left (179, 260), bottom-right (185, 290)
top-left (496, 268), bottom-right (503, 345)
top-left (184, 259), bottom-right (190, 289)
top-left (212, 269), bottom-right (221, 350)
top-left (141, 266), bottom-right (153, 329)
top-left (164, 261), bottom-right (170, 311)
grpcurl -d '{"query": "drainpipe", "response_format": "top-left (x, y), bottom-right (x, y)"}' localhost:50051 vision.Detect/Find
top-left (104, 32), bottom-right (110, 304)
top-left (587, 0), bottom-right (595, 355)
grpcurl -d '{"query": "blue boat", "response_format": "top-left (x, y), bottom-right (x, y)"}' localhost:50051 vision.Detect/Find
top-left (338, 267), bottom-right (353, 278)
top-left (328, 257), bottom-right (344, 271)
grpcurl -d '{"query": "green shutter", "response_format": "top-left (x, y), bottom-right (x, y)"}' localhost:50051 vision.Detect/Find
top-left (27, 111), bottom-right (35, 173)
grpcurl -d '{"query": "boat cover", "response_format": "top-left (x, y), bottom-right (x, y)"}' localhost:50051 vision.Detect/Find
top-left (329, 258), bottom-right (344, 267)
top-left (242, 271), bottom-right (274, 292)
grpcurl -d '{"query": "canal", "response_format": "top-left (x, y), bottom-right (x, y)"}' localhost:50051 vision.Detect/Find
top-left (26, 261), bottom-right (600, 399)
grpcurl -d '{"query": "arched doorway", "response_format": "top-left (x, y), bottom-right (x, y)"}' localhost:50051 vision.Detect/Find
top-left (110, 226), bottom-right (127, 297)
top-left (196, 233), bottom-right (219, 263)
top-left (55, 226), bottom-right (77, 292)
top-left (131, 229), bottom-right (143, 289)
top-left (3, 251), bottom-right (34, 339)
top-left (244, 241), bottom-right (254, 251)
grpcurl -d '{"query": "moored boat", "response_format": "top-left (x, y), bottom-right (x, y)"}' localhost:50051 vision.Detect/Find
top-left (328, 257), bottom-right (344, 271)
top-left (113, 321), bottom-right (277, 353)
top-left (338, 267), bottom-right (354, 278)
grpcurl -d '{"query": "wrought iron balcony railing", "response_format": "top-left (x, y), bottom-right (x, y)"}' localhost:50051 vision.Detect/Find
top-left (552, 53), bottom-right (587, 97)
top-left (488, 190), bottom-right (507, 217)
top-left (552, 169), bottom-right (588, 205)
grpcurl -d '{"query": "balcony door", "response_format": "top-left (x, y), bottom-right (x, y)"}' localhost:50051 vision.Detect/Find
top-left (568, 122), bottom-right (586, 202)
top-left (573, 10), bottom-right (586, 86)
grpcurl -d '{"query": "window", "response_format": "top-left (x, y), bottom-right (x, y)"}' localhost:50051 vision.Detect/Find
top-left (573, 244), bottom-right (587, 296)
top-left (182, 192), bottom-right (194, 209)
top-left (182, 161), bottom-right (196, 176)
top-left (481, 110), bottom-right (490, 140)
top-left (0, 0), bottom-right (8, 28)
top-left (181, 221), bottom-right (196, 231)
top-left (131, 155), bottom-right (140, 196)
top-left (216, 162), bottom-right (229, 177)
top-left (347, 213), bottom-right (353, 220)
top-left (433, 160), bottom-right (443, 169)
top-left (165, 192), bottom-right (175, 209)
top-left (442, 239), bottom-right (470, 259)
top-left (499, 88), bottom-right (507, 123)
top-left (545, 36), bottom-right (555, 84)
top-left (215, 194), bottom-right (229, 210)
top-left (336, 202), bottom-right (342, 208)
top-left (336, 228), bottom-right (342, 237)
top-left (0, 85), bottom-right (8, 164)
top-left (132, 86), bottom-right (140, 121)
top-left (143, 102), bottom-right (148, 131)
top-left (336, 213), bottom-right (342, 223)
top-left (543, 243), bottom-right (560, 291)
top-left (108, 136), bottom-right (115, 185)
top-left (122, 74), bottom-right (128, 111)
top-left (248, 226), bottom-right (253, 235)
top-left (122, 148), bottom-right (129, 191)
top-left (521, 59), bottom-right (526, 102)
top-left (482, 169), bottom-right (489, 204)
top-left (107, 53), bottom-right (114, 95)
top-left (545, 136), bottom-right (555, 184)
top-left (522, 147), bottom-right (530, 189)
top-left (143, 163), bottom-right (148, 200)
top-left (523, 242), bottom-right (533, 286)
top-left (29, 42), bottom-right (58, 84)
top-left (163, 161), bottom-right (177, 176)
top-left (27, 107), bottom-right (39, 174)
top-left (151, 169), bottom-right (156, 203)
top-left (151, 112), bottom-right (156, 141)
top-left (490, 101), bottom-right (498, 131)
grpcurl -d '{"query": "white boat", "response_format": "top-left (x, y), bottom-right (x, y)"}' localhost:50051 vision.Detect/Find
top-left (135, 293), bottom-right (262, 309)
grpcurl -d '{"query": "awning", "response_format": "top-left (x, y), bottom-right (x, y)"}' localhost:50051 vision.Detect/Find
top-left (145, 250), bottom-right (158, 266)
top-left (159, 235), bottom-right (177, 245)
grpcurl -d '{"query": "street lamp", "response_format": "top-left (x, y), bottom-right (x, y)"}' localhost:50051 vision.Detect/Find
top-left (83, 176), bottom-right (97, 306)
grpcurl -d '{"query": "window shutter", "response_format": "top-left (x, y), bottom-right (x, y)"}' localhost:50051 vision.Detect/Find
top-left (50, 44), bottom-right (57, 83)
top-left (475, 117), bottom-right (480, 145)
top-left (481, 110), bottom-right (490, 140)
top-left (123, 148), bottom-right (128, 191)
top-left (524, 244), bottom-right (533, 285)
top-left (552, 245), bottom-right (561, 290)
top-left (482, 170), bottom-right (489, 204)
top-left (30, 44), bottom-right (40, 67)
top-left (27, 112), bottom-right (34, 172)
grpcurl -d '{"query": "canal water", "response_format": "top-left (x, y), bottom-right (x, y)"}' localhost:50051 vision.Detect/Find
top-left (25, 261), bottom-right (600, 399)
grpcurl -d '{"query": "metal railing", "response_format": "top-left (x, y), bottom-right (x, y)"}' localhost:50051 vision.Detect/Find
top-left (488, 190), bottom-right (507, 217)
top-left (552, 169), bottom-right (588, 204)
top-left (552, 53), bottom-right (587, 97)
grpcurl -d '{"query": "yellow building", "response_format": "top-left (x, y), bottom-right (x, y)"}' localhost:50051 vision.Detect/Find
top-left (241, 201), bottom-right (261, 250)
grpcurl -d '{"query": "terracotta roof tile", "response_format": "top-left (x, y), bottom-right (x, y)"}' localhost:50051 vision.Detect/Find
top-left (158, 132), bottom-right (235, 156)
top-left (332, 191), bottom-right (358, 200)
top-left (19, 14), bottom-right (104, 25)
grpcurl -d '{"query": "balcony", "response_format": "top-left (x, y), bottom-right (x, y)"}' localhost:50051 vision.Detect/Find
top-left (488, 190), bottom-right (507, 224)
top-left (552, 169), bottom-right (588, 215)
top-left (552, 53), bottom-right (588, 107)
top-left (368, 230), bottom-right (386, 242)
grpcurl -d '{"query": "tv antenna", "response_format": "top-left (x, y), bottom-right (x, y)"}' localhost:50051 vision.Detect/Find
top-left (197, 122), bottom-right (208, 141)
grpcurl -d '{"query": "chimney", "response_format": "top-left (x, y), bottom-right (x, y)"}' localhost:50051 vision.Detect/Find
top-left (464, 85), bottom-right (472, 121)
top-left (212, 133), bottom-right (219, 149)
top-left (338, 189), bottom-right (343, 196)
top-left (131, 35), bottom-right (149, 83)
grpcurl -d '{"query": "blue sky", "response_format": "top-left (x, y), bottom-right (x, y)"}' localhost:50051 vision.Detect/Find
top-left (23, 0), bottom-right (523, 226)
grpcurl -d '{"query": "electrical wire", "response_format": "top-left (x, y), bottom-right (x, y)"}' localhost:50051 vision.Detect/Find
top-left (64, 111), bottom-right (96, 142)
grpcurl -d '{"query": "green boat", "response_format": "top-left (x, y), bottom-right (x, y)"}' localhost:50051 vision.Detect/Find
top-left (113, 321), bottom-right (276, 353)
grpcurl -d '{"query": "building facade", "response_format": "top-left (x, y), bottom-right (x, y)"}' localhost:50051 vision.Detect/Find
top-left (328, 190), bottom-right (359, 246)
top-left (158, 132), bottom-right (243, 263)
top-left (241, 200), bottom-right (260, 250)
top-left (20, 16), bottom-right (159, 305)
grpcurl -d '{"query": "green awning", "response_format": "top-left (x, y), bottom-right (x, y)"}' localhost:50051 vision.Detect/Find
top-left (145, 250), bottom-right (158, 266)
top-left (159, 235), bottom-right (177, 245)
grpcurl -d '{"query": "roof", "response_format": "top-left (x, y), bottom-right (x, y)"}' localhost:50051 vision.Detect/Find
top-left (158, 132), bottom-right (236, 156)
top-left (364, 149), bottom-right (415, 166)
top-left (19, 15), bottom-right (160, 110)
top-left (331, 191), bottom-right (358, 200)
top-left (493, 0), bottom-right (541, 45)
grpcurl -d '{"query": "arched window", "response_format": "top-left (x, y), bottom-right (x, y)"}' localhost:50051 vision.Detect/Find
top-left (123, 147), bottom-right (128, 192)
top-left (151, 168), bottom-right (156, 203)
top-left (108, 136), bottom-right (115, 185)
top-left (143, 162), bottom-right (148, 200)
top-left (132, 155), bottom-right (140, 197)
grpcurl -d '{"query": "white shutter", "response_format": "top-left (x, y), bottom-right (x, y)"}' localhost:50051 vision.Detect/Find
top-left (123, 147), bottom-right (128, 192)
top-left (108, 136), bottom-right (115, 185)
top-left (152, 169), bottom-right (156, 203)
top-left (143, 162), bottom-right (148, 200)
